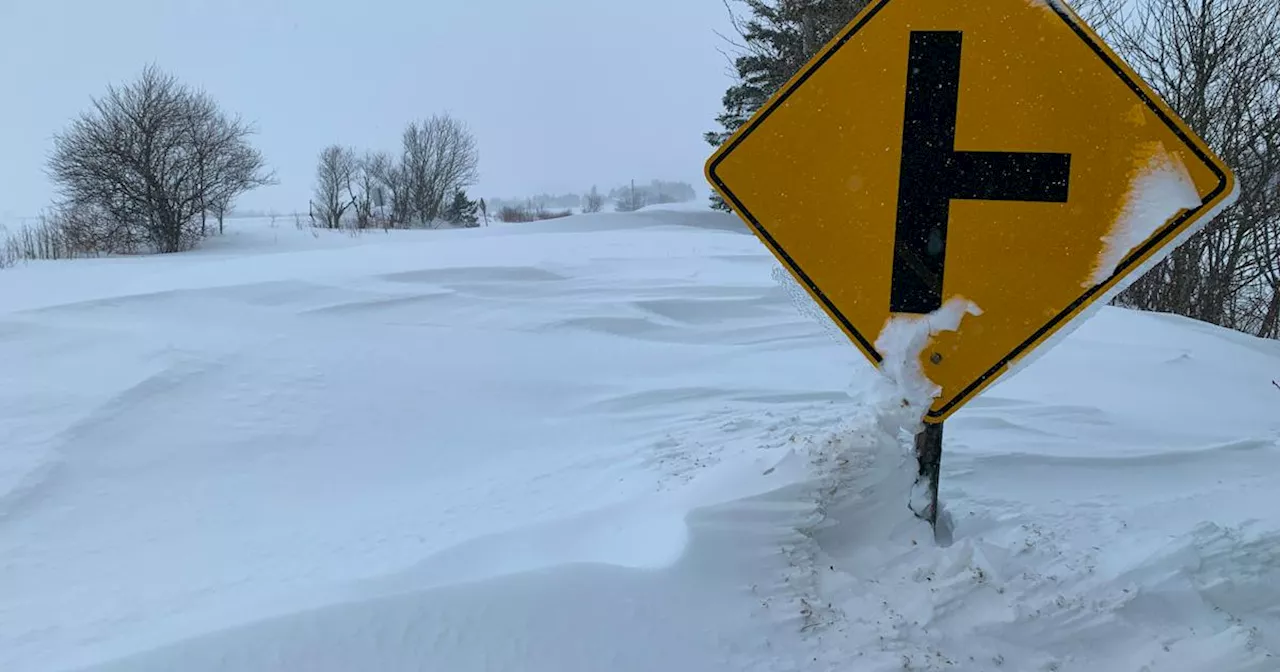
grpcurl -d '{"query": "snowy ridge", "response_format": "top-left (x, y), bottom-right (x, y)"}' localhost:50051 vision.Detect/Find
top-left (1, 208), bottom-right (1277, 671)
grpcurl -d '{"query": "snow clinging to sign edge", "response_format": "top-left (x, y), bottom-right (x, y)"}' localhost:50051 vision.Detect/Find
top-left (873, 297), bottom-right (983, 421)
top-left (1023, 0), bottom-right (1064, 13)
top-left (1087, 145), bottom-right (1203, 288)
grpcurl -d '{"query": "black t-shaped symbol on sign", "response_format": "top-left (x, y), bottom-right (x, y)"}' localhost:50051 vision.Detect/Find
top-left (891, 31), bottom-right (1072, 315)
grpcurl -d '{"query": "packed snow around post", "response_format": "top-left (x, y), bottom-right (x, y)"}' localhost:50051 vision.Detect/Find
top-left (2, 207), bottom-right (1279, 672)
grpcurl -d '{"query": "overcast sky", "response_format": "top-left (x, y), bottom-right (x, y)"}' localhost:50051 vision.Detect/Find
top-left (0, 0), bottom-right (737, 219)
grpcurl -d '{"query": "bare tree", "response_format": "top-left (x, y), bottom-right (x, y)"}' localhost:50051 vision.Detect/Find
top-left (184, 89), bottom-right (271, 236)
top-left (401, 114), bottom-right (480, 226)
top-left (1080, 0), bottom-right (1280, 339)
top-left (364, 150), bottom-right (411, 227)
top-left (310, 114), bottom-right (480, 231)
top-left (1256, 205), bottom-right (1280, 337)
top-left (205, 131), bottom-right (270, 236)
top-left (583, 186), bottom-right (605, 213)
top-left (349, 154), bottom-right (383, 229)
top-left (312, 145), bottom-right (359, 229)
top-left (47, 65), bottom-right (273, 253)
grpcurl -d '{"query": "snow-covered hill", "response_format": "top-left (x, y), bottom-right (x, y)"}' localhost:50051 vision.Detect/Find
top-left (2, 207), bottom-right (1277, 671)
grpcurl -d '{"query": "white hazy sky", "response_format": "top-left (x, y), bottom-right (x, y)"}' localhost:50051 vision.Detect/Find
top-left (0, 0), bottom-right (737, 219)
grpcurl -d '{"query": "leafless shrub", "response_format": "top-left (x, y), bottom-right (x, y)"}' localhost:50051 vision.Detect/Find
top-left (497, 201), bottom-right (574, 223)
top-left (498, 205), bottom-right (535, 223)
top-left (364, 150), bottom-right (410, 228)
top-left (46, 65), bottom-right (273, 254)
top-left (537, 208), bottom-right (573, 221)
top-left (0, 221), bottom-right (69, 268)
top-left (351, 153), bottom-right (385, 229)
top-left (52, 202), bottom-right (143, 255)
top-left (0, 203), bottom-right (139, 267)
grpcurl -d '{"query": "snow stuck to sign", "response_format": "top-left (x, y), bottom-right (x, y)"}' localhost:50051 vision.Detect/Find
top-left (1088, 145), bottom-right (1203, 287)
top-left (768, 264), bottom-right (981, 418)
top-left (873, 297), bottom-right (984, 415)
top-left (1022, 0), bottom-right (1063, 13)
top-left (2, 206), bottom-right (1279, 672)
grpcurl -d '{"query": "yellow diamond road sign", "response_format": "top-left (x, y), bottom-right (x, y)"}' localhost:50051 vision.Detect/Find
top-left (706, 0), bottom-right (1238, 423)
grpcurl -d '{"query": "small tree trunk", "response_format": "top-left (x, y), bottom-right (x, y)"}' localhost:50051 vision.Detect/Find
top-left (1259, 286), bottom-right (1280, 339)
top-left (800, 7), bottom-right (817, 56)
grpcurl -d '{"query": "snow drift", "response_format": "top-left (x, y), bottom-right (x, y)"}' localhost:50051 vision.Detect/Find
top-left (1, 206), bottom-right (1277, 671)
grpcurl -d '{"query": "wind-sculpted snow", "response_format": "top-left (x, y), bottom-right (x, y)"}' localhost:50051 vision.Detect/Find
top-left (0, 206), bottom-right (1276, 671)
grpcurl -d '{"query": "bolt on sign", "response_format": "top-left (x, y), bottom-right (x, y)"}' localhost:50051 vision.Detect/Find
top-left (706, 0), bottom-right (1238, 423)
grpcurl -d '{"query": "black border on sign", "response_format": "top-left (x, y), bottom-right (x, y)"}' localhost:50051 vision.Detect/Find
top-left (705, 0), bottom-right (1229, 420)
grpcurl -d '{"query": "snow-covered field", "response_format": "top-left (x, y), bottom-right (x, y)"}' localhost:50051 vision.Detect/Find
top-left (2, 207), bottom-right (1278, 671)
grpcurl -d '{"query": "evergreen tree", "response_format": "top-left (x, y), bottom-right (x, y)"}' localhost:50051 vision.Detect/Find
top-left (704, 1), bottom-right (869, 211)
top-left (444, 189), bottom-right (480, 227)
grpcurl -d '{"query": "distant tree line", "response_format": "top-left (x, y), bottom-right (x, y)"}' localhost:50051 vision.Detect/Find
top-left (485, 179), bottom-right (697, 216)
top-left (609, 180), bottom-right (697, 212)
top-left (705, 0), bottom-right (1279, 340)
top-left (487, 193), bottom-right (583, 211)
top-left (312, 114), bottom-right (481, 230)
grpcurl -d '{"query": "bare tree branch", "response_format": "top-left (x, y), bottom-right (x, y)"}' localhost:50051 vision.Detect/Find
top-left (46, 65), bottom-right (273, 253)
top-left (312, 145), bottom-right (358, 229)
top-left (1090, 0), bottom-right (1280, 339)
